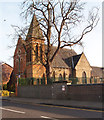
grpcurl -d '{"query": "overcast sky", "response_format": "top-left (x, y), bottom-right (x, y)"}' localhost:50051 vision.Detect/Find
top-left (0, 0), bottom-right (103, 67)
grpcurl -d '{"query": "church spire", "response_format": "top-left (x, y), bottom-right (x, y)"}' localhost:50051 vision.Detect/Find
top-left (26, 14), bottom-right (44, 41)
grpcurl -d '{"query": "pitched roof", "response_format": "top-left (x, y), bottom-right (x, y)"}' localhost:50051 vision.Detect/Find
top-left (91, 66), bottom-right (103, 78)
top-left (64, 53), bottom-right (82, 68)
top-left (51, 47), bottom-right (77, 68)
top-left (26, 14), bottom-right (44, 41)
top-left (72, 53), bottom-right (82, 67)
top-left (0, 62), bottom-right (13, 68)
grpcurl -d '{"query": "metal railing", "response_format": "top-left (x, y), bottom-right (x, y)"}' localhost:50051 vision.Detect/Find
top-left (18, 77), bottom-right (104, 86)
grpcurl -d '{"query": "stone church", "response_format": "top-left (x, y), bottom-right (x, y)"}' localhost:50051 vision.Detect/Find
top-left (13, 14), bottom-right (102, 85)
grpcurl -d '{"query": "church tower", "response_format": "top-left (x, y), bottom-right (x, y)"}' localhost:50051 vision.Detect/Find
top-left (26, 14), bottom-right (45, 83)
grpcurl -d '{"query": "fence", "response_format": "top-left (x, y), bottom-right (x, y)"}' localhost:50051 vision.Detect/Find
top-left (18, 77), bottom-right (104, 86)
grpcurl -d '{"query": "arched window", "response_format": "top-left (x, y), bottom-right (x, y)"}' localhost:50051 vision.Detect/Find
top-left (82, 71), bottom-right (87, 84)
top-left (59, 73), bottom-right (63, 81)
top-left (26, 48), bottom-right (32, 62)
top-left (40, 45), bottom-right (43, 63)
top-left (35, 44), bottom-right (38, 61)
top-left (63, 72), bottom-right (66, 80)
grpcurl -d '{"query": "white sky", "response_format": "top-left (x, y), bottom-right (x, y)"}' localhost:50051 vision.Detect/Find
top-left (0, 0), bottom-right (103, 67)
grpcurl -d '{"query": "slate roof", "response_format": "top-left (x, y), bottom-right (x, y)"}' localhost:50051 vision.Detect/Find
top-left (64, 53), bottom-right (82, 68)
top-left (51, 47), bottom-right (77, 68)
top-left (72, 54), bottom-right (82, 67)
top-left (91, 66), bottom-right (103, 78)
top-left (26, 14), bottom-right (44, 41)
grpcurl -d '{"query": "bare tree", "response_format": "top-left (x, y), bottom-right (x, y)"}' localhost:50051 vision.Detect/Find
top-left (12, 0), bottom-right (99, 83)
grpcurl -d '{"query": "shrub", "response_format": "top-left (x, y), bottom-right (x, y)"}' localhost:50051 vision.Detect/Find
top-left (3, 84), bottom-right (7, 90)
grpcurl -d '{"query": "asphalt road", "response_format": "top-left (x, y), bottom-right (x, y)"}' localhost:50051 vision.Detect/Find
top-left (1, 100), bottom-right (103, 119)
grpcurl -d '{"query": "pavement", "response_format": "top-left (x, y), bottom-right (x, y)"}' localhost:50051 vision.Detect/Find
top-left (1, 96), bottom-right (104, 111)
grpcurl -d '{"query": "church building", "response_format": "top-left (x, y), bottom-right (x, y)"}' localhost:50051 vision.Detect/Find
top-left (13, 14), bottom-right (102, 85)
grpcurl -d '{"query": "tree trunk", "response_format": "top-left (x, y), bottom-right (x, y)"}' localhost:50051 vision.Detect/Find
top-left (46, 6), bottom-right (51, 84)
top-left (46, 62), bottom-right (51, 84)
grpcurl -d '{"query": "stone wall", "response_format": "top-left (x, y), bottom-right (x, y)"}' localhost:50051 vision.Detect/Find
top-left (75, 53), bottom-right (92, 84)
top-left (51, 67), bottom-right (71, 79)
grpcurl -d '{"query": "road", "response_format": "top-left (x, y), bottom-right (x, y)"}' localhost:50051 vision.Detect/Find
top-left (1, 100), bottom-right (103, 119)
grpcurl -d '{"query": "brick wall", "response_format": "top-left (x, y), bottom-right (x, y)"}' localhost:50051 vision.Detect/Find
top-left (67, 84), bottom-right (103, 102)
top-left (52, 81), bottom-right (67, 99)
top-left (18, 85), bottom-right (52, 99)
top-left (2, 63), bottom-right (13, 85)
top-left (17, 83), bottom-right (104, 102)
top-left (14, 37), bottom-right (26, 79)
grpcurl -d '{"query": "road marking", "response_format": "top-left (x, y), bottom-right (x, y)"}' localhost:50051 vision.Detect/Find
top-left (3, 100), bottom-right (103, 113)
top-left (41, 115), bottom-right (59, 120)
top-left (38, 104), bottom-right (103, 113)
top-left (0, 107), bottom-right (25, 114)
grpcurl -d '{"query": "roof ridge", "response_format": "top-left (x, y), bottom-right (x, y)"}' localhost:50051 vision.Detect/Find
top-left (0, 62), bottom-right (13, 68)
top-left (60, 47), bottom-right (75, 51)
top-left (72, 53), bottom-right (82, 57)
top-left (91, 66), bottom-right (102, 68)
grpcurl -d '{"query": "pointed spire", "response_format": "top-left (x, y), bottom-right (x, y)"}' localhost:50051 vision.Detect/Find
top-left (17, 35), bottom-right (22, 45)
top-left (26, 14), bottom-right (44, 41)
